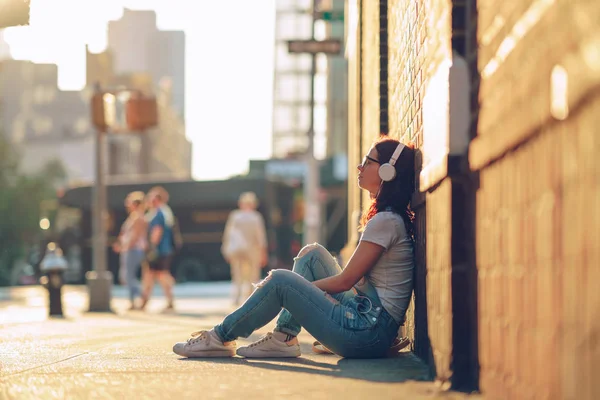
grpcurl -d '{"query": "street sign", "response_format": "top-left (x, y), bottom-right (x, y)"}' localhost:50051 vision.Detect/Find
top-left (288, 39), bottom-right (342, 55)
top-left (314, 10), bottom-right (344, 22)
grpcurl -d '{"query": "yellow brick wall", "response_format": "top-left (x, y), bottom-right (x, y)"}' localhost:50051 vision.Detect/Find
top-left (471, 0), bottom-right (600, 397)
top-left (387, 0), bottom-right (454, 380)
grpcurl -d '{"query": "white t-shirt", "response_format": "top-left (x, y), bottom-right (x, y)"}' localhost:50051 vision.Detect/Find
top-left (358, 211), bottom-right (414, 324)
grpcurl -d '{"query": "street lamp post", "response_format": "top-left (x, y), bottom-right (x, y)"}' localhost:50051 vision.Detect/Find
top-left (303, 0), bottom-right (322, 246)
top-left (86, 84), bottom-right (158, 311)
top-left (87, 84), bottom-right (113, 312)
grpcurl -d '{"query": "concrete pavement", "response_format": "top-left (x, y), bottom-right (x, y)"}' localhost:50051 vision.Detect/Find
top-left (0, 284), bottom-right (478, 399)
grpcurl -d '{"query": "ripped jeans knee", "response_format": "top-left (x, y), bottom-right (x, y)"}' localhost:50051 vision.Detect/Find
top-left (294, 243), bottom-right (330, 260)
top-left (253, 268), bottom-right (293, 289)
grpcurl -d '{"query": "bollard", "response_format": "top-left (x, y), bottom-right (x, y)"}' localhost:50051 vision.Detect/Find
top-left (39, 243), bottom-right (68, 317)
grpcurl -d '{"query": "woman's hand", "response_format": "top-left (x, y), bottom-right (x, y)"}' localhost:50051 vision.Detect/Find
top-left (260, 248), bottom-right (269, 268)
top-left (112, 242), bottom-right (121, 253)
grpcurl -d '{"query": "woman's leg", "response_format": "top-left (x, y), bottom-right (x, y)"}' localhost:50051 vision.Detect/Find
top-left (238, 258), bottom-right (253, 302)
top-left (158, 271), bottom-right (174, 308)
top-left (119, 251), bottom-right (128, 287)
top-left (140, 262), bottom-right (158, 310)
top-left (215, 268), bottom-right (348, 343)
top-left (176, 265), bottom-right (390, 358)
top-left (126, 249), bottom-right (144, 304)
top-left (274, 243), bottom-right (355, 336)
top-left (155, 256), bottom-right (174, 309)
top-left (229, 259), bottom-right (242, 305)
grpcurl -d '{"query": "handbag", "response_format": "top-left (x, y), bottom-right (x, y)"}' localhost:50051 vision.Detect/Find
top-left (223, 228), bottom-right (249, 258)
top-left (146, 246), bottom-right (159, 263)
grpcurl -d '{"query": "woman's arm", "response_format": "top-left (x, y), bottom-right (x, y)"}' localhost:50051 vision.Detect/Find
top-left (313, 241), bottom-right (385, 294)
top-left (149, 211), bottom-right (165, 248)
top-left (150, 225), bottom-right (163, 247)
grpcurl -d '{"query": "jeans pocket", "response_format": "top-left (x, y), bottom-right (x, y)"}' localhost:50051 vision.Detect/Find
top-left (342, 308), bottom-right (376, 331)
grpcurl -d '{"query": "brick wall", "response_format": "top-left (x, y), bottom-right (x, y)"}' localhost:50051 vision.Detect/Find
top-left (387, 0), bottom-right (454, 381)
top-left (470, 0), bottom-right (600, 398)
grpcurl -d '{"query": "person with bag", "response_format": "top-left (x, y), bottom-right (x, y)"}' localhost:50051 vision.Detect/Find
top-left (221, 192), bottom-right (268, 305)
top-left (140, 186), bottom-right (176, 312)
top-left (173, 137), bottom-right (415, 359)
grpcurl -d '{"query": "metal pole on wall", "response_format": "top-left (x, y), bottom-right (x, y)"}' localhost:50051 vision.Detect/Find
top-left (303, 0), bottom-right (322, 246)
top-left (87, 83), bottom-right (113, 312)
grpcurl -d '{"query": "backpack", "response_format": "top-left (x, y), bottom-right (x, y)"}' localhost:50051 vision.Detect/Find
top-left (171, 218), bottom-right (183, 251)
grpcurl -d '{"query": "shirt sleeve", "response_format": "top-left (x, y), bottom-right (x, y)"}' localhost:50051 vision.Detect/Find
top-left (150, 210), bottom-right (166, 229)
top-left (359, 212), bottom-right (398, 250)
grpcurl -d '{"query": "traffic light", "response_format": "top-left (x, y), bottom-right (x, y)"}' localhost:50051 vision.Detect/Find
top-left (90, 89), bottom-right (158, 132)
top-left (125, 95), bottom-right (158, 131)
top-left (0, 0), bottom-right (30, 29)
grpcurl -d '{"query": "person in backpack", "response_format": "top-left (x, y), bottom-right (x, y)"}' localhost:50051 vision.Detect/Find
top-left (140, 186), bottom-right (176, 312)
top-left (221, 192), bottom-right (268, 305)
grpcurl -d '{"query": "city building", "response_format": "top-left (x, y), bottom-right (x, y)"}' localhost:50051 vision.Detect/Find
top-left (272, 0), bottom-right (320, 159)
top-left (0, 50), bottom-right (191, 184)
top-left (107, 8), bottom-right (185, 118)
top-left (322, 0), bottom-right (348, 160)
top-left (271, 0), bottom-right (347, 161)
top-left (0, 60), bottom-right (95, 182)
top-left (86, 47), bottom-right (192, 180)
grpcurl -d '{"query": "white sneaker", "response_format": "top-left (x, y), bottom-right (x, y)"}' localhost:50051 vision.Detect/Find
top-left (173, 330), bottom-right (236, 358)
top-left (236, 332), bottom-right (301, 358)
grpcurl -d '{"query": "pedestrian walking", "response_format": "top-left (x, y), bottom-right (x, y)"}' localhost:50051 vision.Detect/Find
top-left (112, 191), bottom-right (148, 310)
top-left (173, 137), bottom-right (415, 359)
top-left (221, 192), bottom-right (268, 305)
top-left (140, 186), bottom-right (176, 312)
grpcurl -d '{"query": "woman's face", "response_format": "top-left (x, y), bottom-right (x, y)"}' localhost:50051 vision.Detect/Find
top-left (125, 200), bottom-right (135, 213)
top-left (357, 146), bottom-right (382, 196)
top-left (126, 198), bottom-right (142, 213)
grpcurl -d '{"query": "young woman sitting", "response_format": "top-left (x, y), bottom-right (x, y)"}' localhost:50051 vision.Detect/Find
top-left (173, 137), bottom-right (415, 358)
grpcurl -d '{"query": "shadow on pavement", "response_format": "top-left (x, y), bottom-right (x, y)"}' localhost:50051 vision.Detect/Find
top-left (177, 352), bottom-right (432, 383)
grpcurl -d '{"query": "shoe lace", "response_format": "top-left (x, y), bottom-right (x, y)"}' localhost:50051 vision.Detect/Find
top-left (188, 330), bottom-right (208, 345)
top-left (249, 333), bottom-right (272, 348)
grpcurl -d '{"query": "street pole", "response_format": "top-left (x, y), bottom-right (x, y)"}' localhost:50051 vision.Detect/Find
top-left (87, 84), bottom-right (113, 312)
top-left (303, 0), bottom-right (322, 246)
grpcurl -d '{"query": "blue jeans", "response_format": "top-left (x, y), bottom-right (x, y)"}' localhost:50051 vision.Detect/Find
top-left (121, 249), bottom-right (144, 302)
top-left (215, 244), bottom-right (401, 358)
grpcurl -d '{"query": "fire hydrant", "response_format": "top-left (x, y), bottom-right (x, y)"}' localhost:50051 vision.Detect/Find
top-left (39, 243), bottom-right (68, 317)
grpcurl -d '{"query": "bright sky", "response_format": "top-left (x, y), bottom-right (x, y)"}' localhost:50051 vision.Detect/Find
top-left (3, 0), bottom-right (276, 181)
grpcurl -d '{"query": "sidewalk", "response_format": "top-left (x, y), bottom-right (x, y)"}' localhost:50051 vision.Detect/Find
top-left (0, 284), bottom-right (477, 399)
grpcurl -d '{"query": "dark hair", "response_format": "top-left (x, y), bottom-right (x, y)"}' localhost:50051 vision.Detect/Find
top-left (360, 137), bottom-right (416, 238)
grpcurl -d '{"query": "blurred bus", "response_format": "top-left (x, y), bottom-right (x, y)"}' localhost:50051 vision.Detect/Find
top-left (53, 177), bottom-right (299, 283)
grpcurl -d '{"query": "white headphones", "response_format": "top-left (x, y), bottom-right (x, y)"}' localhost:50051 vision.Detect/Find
top-left (378, 142), bottom-right (405, 182)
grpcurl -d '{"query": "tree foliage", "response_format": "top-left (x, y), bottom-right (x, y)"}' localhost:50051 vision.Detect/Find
top-left (0, 136), bottom-right (66, 285)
